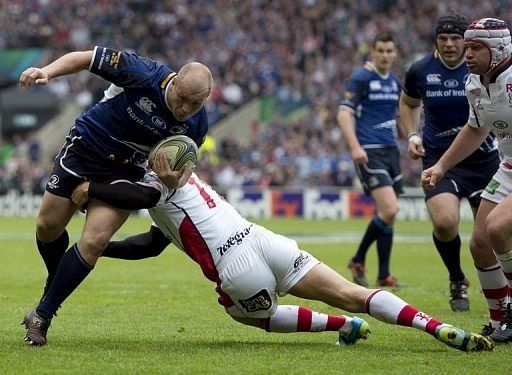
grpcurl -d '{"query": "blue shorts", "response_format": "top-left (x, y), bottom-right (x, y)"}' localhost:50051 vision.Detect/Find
top-left (355, 147), bottom-right (403, 196)
top-left (46, 128), bottom-right (146, 198)
top-left (422, 152), bottom-right (500, 207)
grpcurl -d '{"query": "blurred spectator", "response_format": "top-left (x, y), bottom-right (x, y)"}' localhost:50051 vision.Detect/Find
top-left (1, 1), bottom-right (510, 191)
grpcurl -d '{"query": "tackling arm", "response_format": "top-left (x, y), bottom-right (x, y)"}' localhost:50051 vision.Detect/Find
top-left (81, 181), bottom-right (161, 210)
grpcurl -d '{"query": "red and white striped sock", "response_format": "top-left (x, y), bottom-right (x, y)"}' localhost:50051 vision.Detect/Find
top-left (366, 290), bottom-right (442, 336)
top-left (495, 250), bottom-right (512, 288)
top-left (476, 262), bottom-right (510, 327)
top-left (262, 305), bottom-right (351, 333)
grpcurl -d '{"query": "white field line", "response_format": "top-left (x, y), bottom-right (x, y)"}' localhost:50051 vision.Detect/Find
top-left (0, 231), bottom-right (472, 244)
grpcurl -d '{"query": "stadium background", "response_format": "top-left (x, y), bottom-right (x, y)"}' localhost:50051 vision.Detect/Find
top-left (1, 0), bottom-right (506, 220)
top-left (1, 1), bottom-right (511, 373)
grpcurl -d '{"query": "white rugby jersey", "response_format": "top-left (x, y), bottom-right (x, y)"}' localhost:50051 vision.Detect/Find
top-left (139, 172), bottom-right (252, 281)
top-left (466, 65), bottom-right (512, 160)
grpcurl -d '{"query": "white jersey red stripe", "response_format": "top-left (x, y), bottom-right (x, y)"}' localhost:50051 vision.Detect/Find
top-left (139, 172), bottom-right (252, 275)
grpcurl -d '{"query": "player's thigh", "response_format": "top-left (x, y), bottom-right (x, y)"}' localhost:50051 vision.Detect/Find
top-left (37, 191), bottom-right (77, 241)
top-left (220, 248), bottom-right (279, 319)
top-left (79, 198), bottom-right (131, 257)
top-left (425, 192), bottom-right (460, 232)
top-left (288, 263), bottom-right (370, 313)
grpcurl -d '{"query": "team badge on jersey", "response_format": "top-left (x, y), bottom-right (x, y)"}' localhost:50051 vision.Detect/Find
top-left (238, 289), bottom-right (272, 313)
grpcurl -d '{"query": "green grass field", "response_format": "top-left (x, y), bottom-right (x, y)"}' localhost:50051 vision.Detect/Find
top-left (0, 216), bottom-right (510, 374)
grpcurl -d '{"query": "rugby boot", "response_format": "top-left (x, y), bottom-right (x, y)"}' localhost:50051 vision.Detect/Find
top-left (491, 303), bottom-right (512, 343)
top-left (435, 324), bottom-right (494, 352)
top-left (336, 317), bottom-right (371, 346)
top-left (376, 275), bottom-right (400, 288)
top-left (347, 260), bottom-right (369, 287)
top-left (21, 309), bottom-right (51, 346)
top-left (480, 322), bottom-right (495, 338)
top-left (449, 278), bottom-right (469, 312)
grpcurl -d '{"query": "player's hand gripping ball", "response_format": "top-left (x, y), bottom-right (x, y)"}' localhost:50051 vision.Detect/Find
top-left (148, 135), bottom-right (198, 171)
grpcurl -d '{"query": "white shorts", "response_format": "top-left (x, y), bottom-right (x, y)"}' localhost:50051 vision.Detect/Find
top-left (219, 225), bottom-right (320, 318)
top-left (480, 163), bottom-right (512, 204)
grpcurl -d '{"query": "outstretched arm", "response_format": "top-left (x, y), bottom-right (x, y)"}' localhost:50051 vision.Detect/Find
top-left (421, 124), bottom-right (490, 189)
top-left (19, 50), bottom-right (94, 87)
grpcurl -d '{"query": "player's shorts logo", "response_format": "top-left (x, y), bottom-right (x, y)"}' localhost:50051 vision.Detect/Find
top-left (493, 120), bottom-right (508, 129)
top-left (293, 252), bottom-right (310, 274)
top-left (47, 175), bottom-right (59, 189)
top-left (485, 179), bottom-right (500, 195)
top-left (238, 289), bottom-right (272, 312)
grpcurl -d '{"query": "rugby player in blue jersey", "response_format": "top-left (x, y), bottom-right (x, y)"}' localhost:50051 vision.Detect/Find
top-left (400, 12), bottom-right (504, 320)
top-left (337, 31), bottom-right (401, 288)
top-left (18, 47), bottom-right (213, 345)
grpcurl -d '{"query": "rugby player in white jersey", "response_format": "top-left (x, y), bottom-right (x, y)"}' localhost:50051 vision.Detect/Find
top-left (422, 18), bottom-right (512, 343)
top-left (68, 152), bottom-right (493, 352)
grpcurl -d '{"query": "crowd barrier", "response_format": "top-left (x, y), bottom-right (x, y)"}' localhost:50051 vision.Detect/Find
top-left (0, 188), bottom-right (473, 221)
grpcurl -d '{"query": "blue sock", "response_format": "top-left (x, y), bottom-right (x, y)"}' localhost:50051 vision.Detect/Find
top-left (376, 225), bottom-right (393, 279)
top-left (37, 244), bottom-right (93, 320)
top-left (353, 216), bottom-right (385, 263)
top-left (433, 234), bottom-right (465, 282)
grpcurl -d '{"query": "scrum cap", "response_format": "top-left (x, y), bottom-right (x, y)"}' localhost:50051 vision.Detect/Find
top-left (436, 12), bottom-right (469, 37)
top-left (464, 18), bottom-right (512, 71)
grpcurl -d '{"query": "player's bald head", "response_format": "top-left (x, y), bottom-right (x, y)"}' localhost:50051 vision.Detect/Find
top-left (175, 62), bottom-right (213, 100)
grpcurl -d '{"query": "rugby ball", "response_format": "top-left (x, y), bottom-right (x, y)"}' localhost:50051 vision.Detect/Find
top-left (148, 135), bottom-right (198, 171)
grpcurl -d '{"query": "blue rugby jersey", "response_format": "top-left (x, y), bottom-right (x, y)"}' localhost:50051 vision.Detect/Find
top-left (75, 46), bottom-right (208, 167)
top-left (403, 51), bottom-right (496, 159)
top-left (340, 62), bottom-right (401, 148)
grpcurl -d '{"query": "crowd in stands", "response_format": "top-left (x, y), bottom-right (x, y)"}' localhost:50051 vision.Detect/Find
top-left (0, 0), bottom-right (508, 193)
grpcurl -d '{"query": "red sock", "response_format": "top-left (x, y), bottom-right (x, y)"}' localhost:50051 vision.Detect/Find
top-left (262, 305), bottom-right (351, 333)
top-left (477, 263), bottom-right (510, 327)
top-left (366, 290), bottom-right (442, 336)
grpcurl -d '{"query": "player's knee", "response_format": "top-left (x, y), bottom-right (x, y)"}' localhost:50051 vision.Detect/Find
top-left (379, 207), bottom-right (398, 225)
top-left (432, 216), bottom-right (458, 239)
top-left (36, 216), bottom-right (64, 242)
top-left (80, 231), bottom-right (112, 256)
top-left (485, 216), bottom-right (508, 248)
top-left (469, 229), bottom-right (490, 255)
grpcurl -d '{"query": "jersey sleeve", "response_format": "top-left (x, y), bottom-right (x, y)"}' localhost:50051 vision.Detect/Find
top-left (402, 64), bottom-right (421, 99)
top-left (467, 103), bottom-right (483, 128)
top-left (89, 46), bottom-right (162, 88)
top-left (339, 73), bottom-right (365, 113)
top-left (465, 76), bottom-right (484, 128)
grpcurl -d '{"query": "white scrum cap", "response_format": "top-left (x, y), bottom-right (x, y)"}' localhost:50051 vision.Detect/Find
top-left (464, 18), bottom-right (512, 72)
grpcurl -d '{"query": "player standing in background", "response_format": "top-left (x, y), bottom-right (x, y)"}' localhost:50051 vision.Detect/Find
top-left (64, 152), bottom-right (493, 352)
top-left (422, 17), bottom-right (512, 342)
top-left (400, 12), bottom-right (502, 314)
top-left (18, 47), bottom-right (212, 345)
top-left (337, 31), bottom-right (402, 288)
